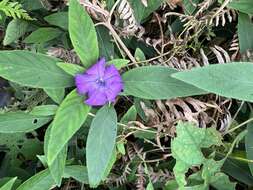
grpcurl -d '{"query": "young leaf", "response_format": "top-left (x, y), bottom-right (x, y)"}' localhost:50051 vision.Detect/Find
top-left (63, 165), bottom-right (88, 184)
top-left (245, 116), bottom-right (253, 175)
top-left (44, 88), bottom-right (65, 104)
top-left (0, 177), bottom-right (17, 190)
top-left (69, 0), bottom-right (99, 67)
top-left (47, 90), bottom-right (90, 165)
top-left (172, 63), bottom-right (253, 102)
top-left (0, 51), bottom-right (74, 89)
top-left (24, 27), bottom-right (62, 44)
top-left (57, 62), bottom-right (85, 76)
top-left (44, 12), bottom-right (68, 30)
top-left (238, 13), bottom-right (253, 53)
top-left (30, 105), bottom-right (58, 116)
top-left (107, 59), bottom-right (130, 69)
top-left (0, 112), bottom-right (51, 133)
top-left (122, 66), bottom-right (206, 99)
top-left (86, 104), bottom-right (117, 187)
top-left (3, 19), bottom-right (28, 45)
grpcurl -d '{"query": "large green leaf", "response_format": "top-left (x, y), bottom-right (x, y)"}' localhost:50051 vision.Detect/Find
top-left (24, 27), bottom-right (62, 44)
top-left (16, 169), bottom-right (55, 190)
top-left (44, 88), bottom-right (65, 104)
top-left (3, 19), bottom-right (28, 45)
top-left (0, 177), bottom-right (17, 190)
top-left (47, 90), bottom-right (90, 165)
top-left (69, 0), bottom-right (99, 67)
top-left (44, 125), bottom-right (67, 186)
top-left (122, 66), bottom-right (206, 99)
top-left (219, 0), bottom-right (253, 14)
top-left (0, 112), bottom-right (51, 133)
top-left (86, 104), bottom-right (117, 187)
top-left (238, 13), bottom-right (253, 53)
top-left (17, 166), bottom-right (88, 190)
top-left (173, 63), bottom-right (253, 102)
top-left (0, 51), bottom-right (74, 89)
top-left (57, 62), bottom-right (85, 76)
top-left (30, 105), bottom-right (58, 116)
top-left (171, 122), bottom-right (222, 188)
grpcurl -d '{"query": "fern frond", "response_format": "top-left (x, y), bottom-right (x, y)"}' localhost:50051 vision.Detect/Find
top-left (0, 0), bottom-right (33, 20)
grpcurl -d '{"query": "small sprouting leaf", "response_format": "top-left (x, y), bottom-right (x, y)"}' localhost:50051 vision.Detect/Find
top-left (0, 51), bottom-right (74, 89)
top-left (173, 62), bottom-right (253, 102)
top-left (120, 105), bottom-right (137, 124)
top-left (86, 104), bottom-right (117, 187)
top-left (44, 88), bottom-right (65, 104)
top-left (57, 62), bottom-right (85, 76)
top-left (0, 112), bottom-right (51, 133)
top-left (47, 90), bottom-right (90, 165)
top-left (30, 105), bottom-right (58, 116)
top-left (0, 177), bottom-right (17, 190)
top-left (24, 27), bottom-right (62, 44)
top-left (69, 0), bottom-right (99, 67)
top-left (107, 59), bottom-right (130, 69)
top-left (3, 19), bottom-right (28, 45)
top-left (63, 165), bottom-right (88, 184)
top-left (122, 66), bottom-right (206, 99)
top-left (44, 12), bottom-right (68, 30)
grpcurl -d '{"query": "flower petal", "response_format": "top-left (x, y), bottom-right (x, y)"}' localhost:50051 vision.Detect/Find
top-left (104, 65), bottom-right (121, 80)
top-left (85, 89), bottom-right (108, 106)
top-left (75, 74), bottom-right (97, 95)
top-left (86, 57), bottom-right (106, 78)
top-left (105, 82), bottom-right (124, 101)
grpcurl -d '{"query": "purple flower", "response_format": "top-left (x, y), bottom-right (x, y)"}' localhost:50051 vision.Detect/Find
top-left (75, 58), bottom-right (124, 106)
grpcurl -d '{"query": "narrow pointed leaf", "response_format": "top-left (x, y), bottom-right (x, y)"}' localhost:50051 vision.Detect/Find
top-left (0, 177), bottom-right (17, 190)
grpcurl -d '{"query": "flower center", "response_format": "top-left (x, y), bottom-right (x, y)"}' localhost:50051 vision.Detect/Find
top-left (96, 78), bottom-right (106, 87)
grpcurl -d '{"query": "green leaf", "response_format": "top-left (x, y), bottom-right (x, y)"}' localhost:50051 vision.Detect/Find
top-left (146, 182), bottom-right (154, 190)
top-left (44, 12), bottom-right (68, 30)
top-left (0, 51), bottom-right (74, 89)
top-left (47, 90), bottom-right (90, 165)
top-left (69, 0), bottom-right (99, 67)
top-left (0, 112), bottom-right (51, 133)
top-left (57, 62), bottom-right (85, 76)
top-left (172, 63), bottom-right (253, 102)
top-left (97, 25), bottom-right (115, 60)
top-left (245, 119), bottom-right (253, 175)
top-left (122, 66), bottom-right (206, 99)
top-left (120, 105), bottom-right (137, 124)
top-left (182, 0), bottom-right (200, 15)
top-left (128, 0), bottom-right (162, 22)
top-left (30, 105), bottom-right (58, 116)
top-left (238, 13), bottom-right (253, 53)
top-left (3, 19), bottom-right (28, 45)
top-left (44, 125), bottom-right (67, 186)
top-left (24, 27), bottom-right (62, 43)
top-left (44, 88), bottom-right (65, 104)
top-left (171, 122), bottom-right (222, 188)
top-left (63, 165), bottom-right (88, 184)
top-left (16, 169), bottom-right (55, 190)
top-left (86, 104), bottom-right (117, 187)
top-left (107, 59), bottom-right (129, 69)
top-left (209, 173), bottom-right (236, 190)
top-left (0, 177), bottom-right (17, 190)
top-left (134, 48), bottom-right (146, 61)
top-left (219, 0), bottom-right (253, 14)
